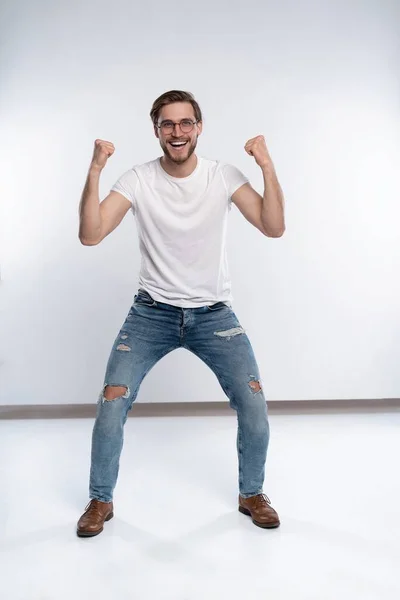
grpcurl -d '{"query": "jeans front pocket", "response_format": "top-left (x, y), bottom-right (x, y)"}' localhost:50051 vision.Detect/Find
top-left (206, 302), bottom-right (230, 312)
top-left (134, 289), bottom-right (157, 307)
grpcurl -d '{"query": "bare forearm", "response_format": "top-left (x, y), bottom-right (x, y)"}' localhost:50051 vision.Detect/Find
top-left (260, 166), bottom-right (285, 237)
top-left (79, 166), bottom-right (102, 244)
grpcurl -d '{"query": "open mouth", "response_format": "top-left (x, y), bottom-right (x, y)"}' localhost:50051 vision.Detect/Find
top-left (169, 141), bottom-right (188, 150)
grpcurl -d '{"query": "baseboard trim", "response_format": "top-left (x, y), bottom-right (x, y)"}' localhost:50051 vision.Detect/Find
top-left (0, 399), bottom-right (399, 420)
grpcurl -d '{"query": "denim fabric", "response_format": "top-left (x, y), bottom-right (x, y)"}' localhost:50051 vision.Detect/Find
top-left (89, 290), bottom-right (269, 501)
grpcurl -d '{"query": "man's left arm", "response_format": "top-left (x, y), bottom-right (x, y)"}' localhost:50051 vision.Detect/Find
top-left (231, 135), bottom-right (285, 238)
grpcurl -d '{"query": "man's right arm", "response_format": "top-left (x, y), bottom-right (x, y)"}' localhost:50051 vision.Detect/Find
top-left (78, 139), bottom-right (132, 246)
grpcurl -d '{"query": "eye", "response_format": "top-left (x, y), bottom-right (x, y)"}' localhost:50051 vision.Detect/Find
top-left (161, 121), bottom-right (173, 131)
top-left (181, 120), bottom-right (193, 127)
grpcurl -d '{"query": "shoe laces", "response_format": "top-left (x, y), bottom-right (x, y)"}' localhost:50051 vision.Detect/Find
top-left (256, 493), bottom-right (271, 505)
top-left (85, 500), bottom-right (101, 515)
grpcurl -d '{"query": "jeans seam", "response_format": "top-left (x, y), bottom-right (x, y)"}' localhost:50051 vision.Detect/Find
top-left (185, 346), bottom-right (261, 496)
top-left (184, 346), bottom-right (233, 403)
top-left (129, 344), bottom-right (179, 405)
top-left (90, 344), bottom-right (179, 502)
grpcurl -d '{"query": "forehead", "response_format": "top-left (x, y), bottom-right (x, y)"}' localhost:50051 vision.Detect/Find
top-left (159, 102), bottom-right (195, 122)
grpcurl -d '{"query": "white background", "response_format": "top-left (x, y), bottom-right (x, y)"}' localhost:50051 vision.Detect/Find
top-left (1, 0), bottom-right (399, 405)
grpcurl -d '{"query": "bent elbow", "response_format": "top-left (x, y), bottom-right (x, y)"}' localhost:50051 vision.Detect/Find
top-left (262, 225), bottom-right (285, 238)
top-left (79, 235), bottom-right (100, 246)
top-left (271, 226), bottom-right (285, 238)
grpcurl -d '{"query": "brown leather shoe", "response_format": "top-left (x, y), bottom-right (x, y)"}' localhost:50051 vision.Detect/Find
top-left (239, 494), bottom-right (280, 529)
top-left (77, 499), bottom-right (114, 537)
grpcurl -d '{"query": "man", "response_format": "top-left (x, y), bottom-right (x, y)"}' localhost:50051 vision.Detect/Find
top-left (77, 90), bottom-right (285, 537)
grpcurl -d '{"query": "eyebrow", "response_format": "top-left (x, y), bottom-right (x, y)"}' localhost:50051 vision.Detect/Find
top-left (160, 118), bottom-right (194, 123)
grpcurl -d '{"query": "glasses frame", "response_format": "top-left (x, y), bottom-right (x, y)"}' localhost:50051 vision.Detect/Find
top-left (156, 119), bottom-right (199, 134)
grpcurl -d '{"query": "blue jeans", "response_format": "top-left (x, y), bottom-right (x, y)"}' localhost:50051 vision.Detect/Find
top-left (89, 290), bottom-right (269, 502)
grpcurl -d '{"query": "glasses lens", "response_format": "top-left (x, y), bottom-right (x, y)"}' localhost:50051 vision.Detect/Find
top-left (180, 120), bottom-right (194, 132)
top-left (161, 122), bottom-right (174, 133)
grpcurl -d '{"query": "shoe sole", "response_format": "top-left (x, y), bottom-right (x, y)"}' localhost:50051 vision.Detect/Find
top-left (76, 512), bottom-right (114, 538)
top-left (238, 506), bottom-right (280, 529)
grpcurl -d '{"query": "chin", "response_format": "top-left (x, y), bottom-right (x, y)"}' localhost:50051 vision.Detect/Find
top-left (169, 155), bottom-right (189, 165)
top-left (163, 142), bottom-right (197, 165)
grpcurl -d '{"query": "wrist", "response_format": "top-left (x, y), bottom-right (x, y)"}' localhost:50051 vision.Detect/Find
top-left (260, 162), bottom-right (276, 177)
top-left (89, 163), bottom-right (103, 176)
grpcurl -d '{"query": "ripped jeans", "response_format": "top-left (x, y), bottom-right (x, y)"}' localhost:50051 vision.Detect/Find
top-left (89, 289), bottom-right (270, 502)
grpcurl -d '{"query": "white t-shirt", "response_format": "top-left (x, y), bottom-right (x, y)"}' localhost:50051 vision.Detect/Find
top-left (111, 156), bottom-right (248, 308)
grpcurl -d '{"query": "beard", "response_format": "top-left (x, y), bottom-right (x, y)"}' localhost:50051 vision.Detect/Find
top-left (160, 137), bottom-right (198, 164)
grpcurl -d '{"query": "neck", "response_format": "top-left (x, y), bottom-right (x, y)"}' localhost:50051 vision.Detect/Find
top-left (160, 153), bottom-right (198, 178)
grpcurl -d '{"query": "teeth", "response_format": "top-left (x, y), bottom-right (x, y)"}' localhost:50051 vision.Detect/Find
top-left (170, 142), bottom-right (187, 146)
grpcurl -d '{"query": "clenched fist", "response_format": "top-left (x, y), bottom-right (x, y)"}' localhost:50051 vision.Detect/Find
top-left (244, 135), bottom-right (272, 170)
top-left (91, 139), bottom-right (115, 170)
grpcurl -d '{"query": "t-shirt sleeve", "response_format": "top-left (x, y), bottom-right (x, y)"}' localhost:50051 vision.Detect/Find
top-left (221, 163), bottom-right (249, 199)
top-left (110, 169), bottom-right (138, 212)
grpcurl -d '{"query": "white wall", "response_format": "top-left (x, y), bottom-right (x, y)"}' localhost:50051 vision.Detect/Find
top-left (1, 0), bottom-right (399, 405)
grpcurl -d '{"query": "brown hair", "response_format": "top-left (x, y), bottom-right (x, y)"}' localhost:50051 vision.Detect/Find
top-left (150, 90), bottom-right (203, 125)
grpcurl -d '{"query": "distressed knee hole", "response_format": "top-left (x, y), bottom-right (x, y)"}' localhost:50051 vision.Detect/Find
top-left (249, 380), bottom-right (262, 393)
top-left (103, 385), bottom-right (129, 401)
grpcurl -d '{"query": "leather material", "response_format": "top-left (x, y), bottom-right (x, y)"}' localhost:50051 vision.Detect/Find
top-left (239, 494), bottom-right (280, 529)
top-left (77, 499), bottom-right (114, 537)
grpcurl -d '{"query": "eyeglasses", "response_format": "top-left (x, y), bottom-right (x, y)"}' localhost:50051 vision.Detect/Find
top-left (157, 119), bottom-right (198, 134)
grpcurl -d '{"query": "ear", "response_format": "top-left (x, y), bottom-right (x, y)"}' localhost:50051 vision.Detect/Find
top-left (154, 125), bottom-right (160, 139)
top-left (196, 121), bottom-right (203, 136)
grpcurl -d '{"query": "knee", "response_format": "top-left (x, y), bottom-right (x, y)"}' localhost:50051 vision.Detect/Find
top-left (103, 385), bottom-right (129, 401)
top-left (248, 380), bottom-right (262, 393)
top-left (95, 386), bottom-right (131, 432)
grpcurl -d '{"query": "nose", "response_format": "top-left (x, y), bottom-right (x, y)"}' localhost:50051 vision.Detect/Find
top-left (171, 123), bottom-right (183, 136)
